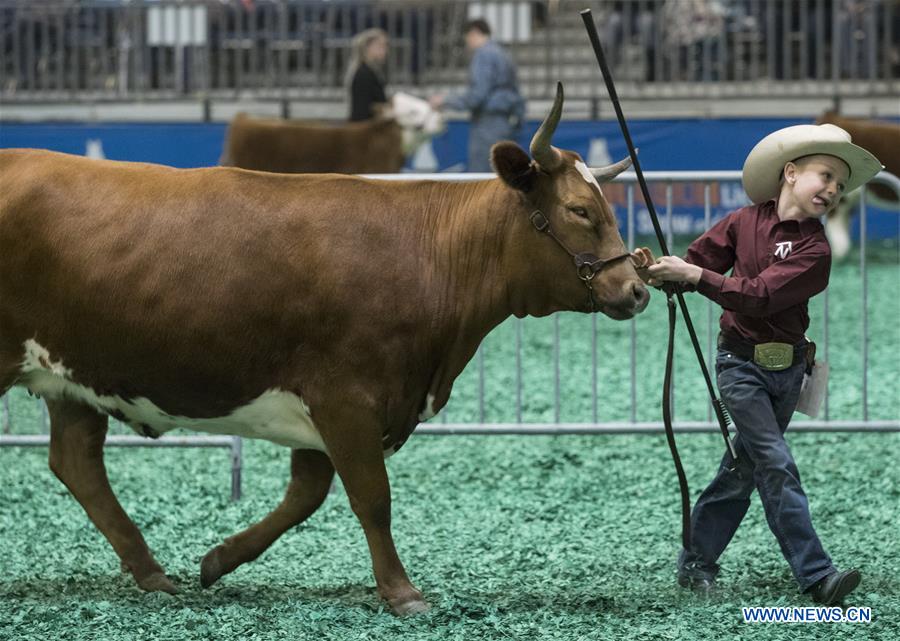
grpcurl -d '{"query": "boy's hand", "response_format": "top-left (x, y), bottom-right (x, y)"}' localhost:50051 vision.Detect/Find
top-left (647, 256), bottom-right (703, 285)
top-left (630, 248), bottom-right (703, 287)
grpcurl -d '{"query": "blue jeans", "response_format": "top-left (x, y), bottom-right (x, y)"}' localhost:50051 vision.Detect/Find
top-left (467, 114), bottom-right (518, 172)
top-left (677, 348), bottom-right (835, 591)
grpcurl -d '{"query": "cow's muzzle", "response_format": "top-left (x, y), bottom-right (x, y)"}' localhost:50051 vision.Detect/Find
top-left (530, 210), bottom-right (636, 313)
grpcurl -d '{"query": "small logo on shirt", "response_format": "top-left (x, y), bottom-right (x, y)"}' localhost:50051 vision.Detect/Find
top-left (774, 241), bottom-right (793, 259)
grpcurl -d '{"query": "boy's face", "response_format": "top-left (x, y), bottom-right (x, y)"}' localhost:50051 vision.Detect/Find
top-left (782, 154), bottom-right (850, 219)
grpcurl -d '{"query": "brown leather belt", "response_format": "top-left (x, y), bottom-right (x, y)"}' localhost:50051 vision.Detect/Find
top-left (717, 333), bottom-right (809, 370)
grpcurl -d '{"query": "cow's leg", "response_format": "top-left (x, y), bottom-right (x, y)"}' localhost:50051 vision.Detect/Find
top-left (46, 399), bottom-right (176, 594)
top-left (200, 448), bottom-right (334, 588)
top-left (321, 419), bottom-right (429, 616)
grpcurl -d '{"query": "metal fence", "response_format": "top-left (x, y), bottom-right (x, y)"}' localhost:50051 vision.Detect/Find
top-left (1, 0), bottom-right (898, 103)
top-left (2, 169), bottom-right (898, 501)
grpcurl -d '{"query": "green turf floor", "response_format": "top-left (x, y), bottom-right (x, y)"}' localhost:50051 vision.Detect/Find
top-left (1, 433), bottom-right (898, 640)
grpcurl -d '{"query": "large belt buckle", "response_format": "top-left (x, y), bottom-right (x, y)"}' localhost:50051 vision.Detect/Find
top-left (753, 342), bottom-right (793, 371)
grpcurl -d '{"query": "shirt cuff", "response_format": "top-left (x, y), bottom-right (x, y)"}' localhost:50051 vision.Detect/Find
top-left (696, 269), bottom-right (726, 299)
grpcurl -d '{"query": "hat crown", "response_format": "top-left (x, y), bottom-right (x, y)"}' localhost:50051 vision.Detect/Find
top-left (809, 123), bottom-right (851, 143)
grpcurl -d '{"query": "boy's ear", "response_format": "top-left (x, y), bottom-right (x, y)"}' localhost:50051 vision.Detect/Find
top-left (783, 161), bottom-right (797, 184)
top-left (491, 141), bottom-right (537, 192)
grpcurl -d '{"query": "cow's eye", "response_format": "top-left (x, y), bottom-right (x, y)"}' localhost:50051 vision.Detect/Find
top-left (568, 206), bottom-right (589, 218)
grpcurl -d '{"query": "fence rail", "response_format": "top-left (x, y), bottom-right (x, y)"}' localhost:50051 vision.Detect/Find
top-left (1, 0), bottom-right (898, 104)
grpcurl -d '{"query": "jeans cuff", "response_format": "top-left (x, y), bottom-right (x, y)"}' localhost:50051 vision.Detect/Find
top-left (799, 567), bottom-right (836, 593)
top-left (678, 558), bottom-right (720, 580)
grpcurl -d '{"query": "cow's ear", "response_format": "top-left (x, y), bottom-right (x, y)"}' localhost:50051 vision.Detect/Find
top-left (491, 141), bottom-right (537, 193)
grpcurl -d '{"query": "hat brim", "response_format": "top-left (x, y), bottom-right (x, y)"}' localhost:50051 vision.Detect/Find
top-left (742, 130), bottom-right (883, 205)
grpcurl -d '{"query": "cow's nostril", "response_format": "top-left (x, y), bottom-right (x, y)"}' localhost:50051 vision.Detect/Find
top-left (632, 282), bottom-right (650, 309)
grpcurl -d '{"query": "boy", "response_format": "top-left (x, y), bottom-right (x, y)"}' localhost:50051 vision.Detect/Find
top-left (631, 123), bottom-right (883, 605)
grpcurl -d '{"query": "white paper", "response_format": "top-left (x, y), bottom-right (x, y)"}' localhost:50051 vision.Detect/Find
top-left (796, 360), bottom-right (829, 418)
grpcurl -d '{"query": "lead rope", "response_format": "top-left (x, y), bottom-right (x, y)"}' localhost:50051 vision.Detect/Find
top-left (663, 292), bottom-right (692, 548)
top-left (582, 10), bottom-right (737, 552)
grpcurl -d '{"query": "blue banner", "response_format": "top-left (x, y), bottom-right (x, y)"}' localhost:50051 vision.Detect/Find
top-left (2, 118), bottom-right (896, 240)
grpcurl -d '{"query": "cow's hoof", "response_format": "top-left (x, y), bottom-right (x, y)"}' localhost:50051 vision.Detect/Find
top-left (137, 571), bottom-right (178, 595)
top-left (392, 598), bottom-right (431, 616)
top-left (200, 546), bottom-right (226, 588)
top-left (384, 588), bottom-right (430, 617)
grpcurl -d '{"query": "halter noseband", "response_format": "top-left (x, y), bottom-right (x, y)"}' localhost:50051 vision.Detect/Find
top-left (529, 210), bottom-right (631, 312)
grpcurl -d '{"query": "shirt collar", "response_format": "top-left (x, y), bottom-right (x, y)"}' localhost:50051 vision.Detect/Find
top-left (764, 198), bottom-right (824, 237)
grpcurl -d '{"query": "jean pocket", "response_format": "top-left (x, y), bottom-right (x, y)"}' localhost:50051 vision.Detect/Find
top-left (715, 351), bottom-right (745, 377)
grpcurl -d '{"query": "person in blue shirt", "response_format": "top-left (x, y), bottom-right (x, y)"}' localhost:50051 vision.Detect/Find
top-left (430, 19), bottom-right (525, 172)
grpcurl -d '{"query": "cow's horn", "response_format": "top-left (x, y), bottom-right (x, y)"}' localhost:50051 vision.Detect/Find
top-left (590, 152), bottom-right (636, 184)
top-left (530, 82), bottom-right (564, 172)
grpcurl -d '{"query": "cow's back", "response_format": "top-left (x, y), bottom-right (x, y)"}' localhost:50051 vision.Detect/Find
top-left (0, 149), bottom-right (433, 418)
top-left (222, 114), bottom-right (404, 174)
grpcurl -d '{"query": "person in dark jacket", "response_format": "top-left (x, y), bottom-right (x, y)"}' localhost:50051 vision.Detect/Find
top-left (347, 28), bottom-right (389, 122)
top-left (631, 124), bottom-right (883, 606)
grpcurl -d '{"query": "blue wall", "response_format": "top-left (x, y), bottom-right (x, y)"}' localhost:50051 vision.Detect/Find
top-left (0, 118), bottom-right (808, 171)
top-left (2, 118), bottom-right (896, 240)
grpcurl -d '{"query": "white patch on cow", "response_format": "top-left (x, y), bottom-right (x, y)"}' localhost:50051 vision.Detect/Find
top-left (418, 393), bottom-right (437, 422)
top-left (391, 92), bottom-right (445, 136)
top-left (18, 339), bottom-right (326, 452)
top-left (575, 160), bottom-right (601, 190)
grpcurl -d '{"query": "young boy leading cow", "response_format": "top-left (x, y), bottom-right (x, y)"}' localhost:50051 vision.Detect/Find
top-left (632, 123), bottom-right (883, 606)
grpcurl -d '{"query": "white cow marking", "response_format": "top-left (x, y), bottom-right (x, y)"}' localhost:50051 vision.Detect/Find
top-left (575, 160), bottom-right (601, 190)
top-left (19, 339), bottom-right (326, 452)
top-left (418, 393), bottom-right (437, 421)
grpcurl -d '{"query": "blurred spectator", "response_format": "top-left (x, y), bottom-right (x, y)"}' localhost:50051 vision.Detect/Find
top-left (346, 28), bottom-right (389, 122)
top-left (429, 19), bottom-right (525, 172)
top-left (602, 1), bottom-right (658, 81)
top-left (663, 0), bottom-right (725, 81)
top-left (768, 0), bottom-right (834, 81)
top-left (838, 0), bottom-right (880, 78)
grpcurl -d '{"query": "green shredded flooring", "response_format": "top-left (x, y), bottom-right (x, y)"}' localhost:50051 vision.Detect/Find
top-left (1, 242), bottom-right (898, 639)
top-left (1, 434), bottom-right (898, 640)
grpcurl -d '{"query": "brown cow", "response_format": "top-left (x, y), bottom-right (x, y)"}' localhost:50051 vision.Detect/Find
top-left (0, 84), bottom-right (648, 615)
top-left (815, 111), bottom-right (900, 257)
top-left (221, 112), bottom-right (407, 174)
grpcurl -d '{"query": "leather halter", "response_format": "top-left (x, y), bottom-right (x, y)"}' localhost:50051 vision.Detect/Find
top-left (529, 210), bottom-right (631, 312)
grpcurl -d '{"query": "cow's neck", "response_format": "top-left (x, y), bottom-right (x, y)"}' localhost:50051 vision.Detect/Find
top-left (419, 180), bottom-right (545, 405)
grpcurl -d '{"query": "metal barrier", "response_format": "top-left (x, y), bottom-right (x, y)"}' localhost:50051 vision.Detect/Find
top-left (1, 0), bottom-right (897, 103)
top-left (0, 394), bottom-right (244, 500)
top-left (1, 169), bottom-right (897, 502)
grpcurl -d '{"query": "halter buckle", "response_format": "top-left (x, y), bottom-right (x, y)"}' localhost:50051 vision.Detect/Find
top-left (574, 253), bottom-right (600, 281)
top-left (529, 210), bottom-right (549, 232)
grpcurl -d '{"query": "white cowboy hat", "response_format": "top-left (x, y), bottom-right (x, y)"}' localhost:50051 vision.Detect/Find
top-left (742, 123), bottom-right (883, 204)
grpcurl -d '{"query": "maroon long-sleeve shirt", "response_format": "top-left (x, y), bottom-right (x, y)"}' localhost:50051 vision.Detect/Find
top-left (684, 199), bottom-right (831, 344)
